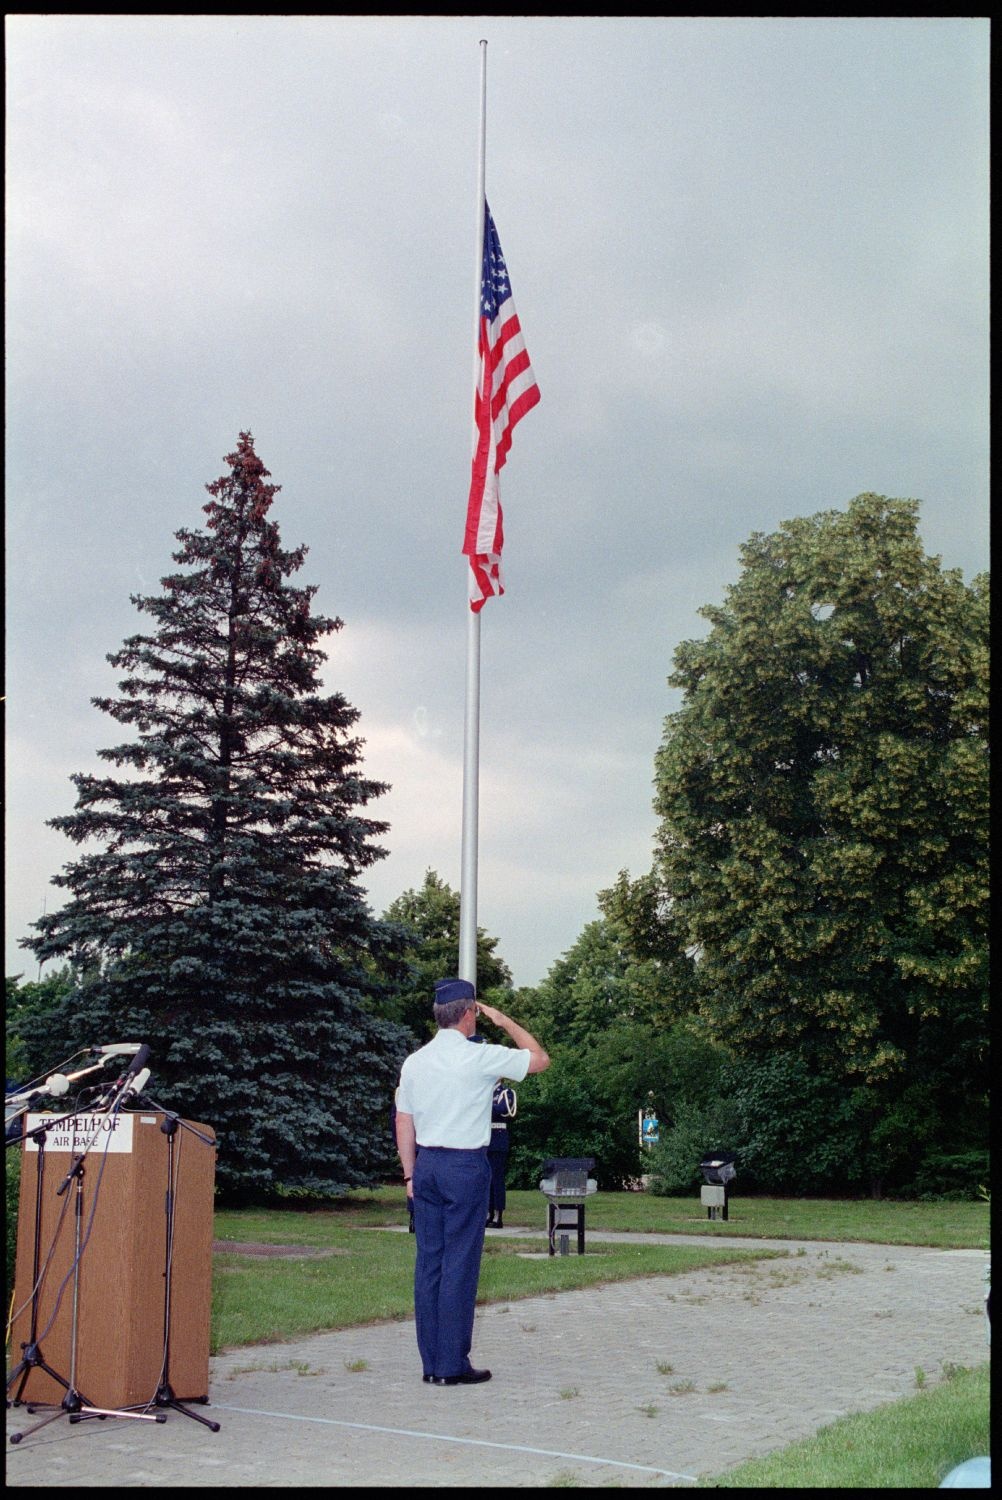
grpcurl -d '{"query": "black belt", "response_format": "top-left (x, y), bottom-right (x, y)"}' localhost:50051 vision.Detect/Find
top-left (416, 1143), bottom-right (487, 1151)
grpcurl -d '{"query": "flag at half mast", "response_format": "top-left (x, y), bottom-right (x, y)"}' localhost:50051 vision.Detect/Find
top-left (463, 202), bottom-right (540, 612)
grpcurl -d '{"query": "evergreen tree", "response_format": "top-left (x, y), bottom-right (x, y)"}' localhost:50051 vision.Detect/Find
top-left (651, 494), bottom-right (988, 1188)
top-left (19, 433), bottom-right (411, 1201)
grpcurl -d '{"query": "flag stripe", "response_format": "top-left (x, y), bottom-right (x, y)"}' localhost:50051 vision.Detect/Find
top-left (463, 204), bottom-right (539, 611)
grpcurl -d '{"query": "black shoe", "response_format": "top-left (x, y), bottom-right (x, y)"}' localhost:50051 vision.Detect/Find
top-left (495, 1216), bottom-right (503, 1229)
top-left (431, 1368), bottom-right (492, 1386)
top-left (422, 1374), bottom-right (434, 1383)
top-left (485, 1215), bottom-right (495, 1227)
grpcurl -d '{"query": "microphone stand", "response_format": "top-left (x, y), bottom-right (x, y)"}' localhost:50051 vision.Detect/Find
top-left (6, 1117), bottom-right (82, 1413)
top-left (120, 1093), bottom-right (221, 1432)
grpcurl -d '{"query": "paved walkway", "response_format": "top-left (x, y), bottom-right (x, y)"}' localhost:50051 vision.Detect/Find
top-left (6, 1229), bottom-right (990, 1487)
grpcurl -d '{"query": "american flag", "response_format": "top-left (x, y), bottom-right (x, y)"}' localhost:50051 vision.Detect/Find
top-left (463, 202), bottom-right (540, 612)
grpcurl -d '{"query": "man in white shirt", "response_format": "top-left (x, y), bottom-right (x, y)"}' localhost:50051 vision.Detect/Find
top-left (395, 978), bottom-right (550, 1386)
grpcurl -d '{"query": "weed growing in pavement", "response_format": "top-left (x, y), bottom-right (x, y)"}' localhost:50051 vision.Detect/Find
top-left (815, 1257), bottom-right (863, 1280)
top-left (226, 1358), bottom-right (322, 1380)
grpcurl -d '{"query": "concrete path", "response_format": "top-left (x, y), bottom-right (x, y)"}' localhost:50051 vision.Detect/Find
top-left (5, 1229), bottom-right (990, 1488)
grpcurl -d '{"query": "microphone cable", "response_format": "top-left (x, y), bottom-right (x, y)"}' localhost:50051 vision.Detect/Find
top-left (5, 1163), bottom-right (76, 1343)
top-left (4, 1080), bottom-right (111, 1330)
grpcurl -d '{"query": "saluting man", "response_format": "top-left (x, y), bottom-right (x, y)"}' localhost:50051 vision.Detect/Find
top-left (394, 978), bottom-right (549, 1386)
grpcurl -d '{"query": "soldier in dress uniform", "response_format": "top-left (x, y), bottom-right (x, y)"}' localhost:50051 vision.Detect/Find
top-left (486, 1081), bottom-right (516, 1229)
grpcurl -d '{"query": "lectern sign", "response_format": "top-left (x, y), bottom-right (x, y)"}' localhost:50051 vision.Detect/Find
top-left (23, 1111), bottom-right (135, 1153)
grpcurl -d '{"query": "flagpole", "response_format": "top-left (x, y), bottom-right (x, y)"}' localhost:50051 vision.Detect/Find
top-left (459, 40), bottom-right (488, 988)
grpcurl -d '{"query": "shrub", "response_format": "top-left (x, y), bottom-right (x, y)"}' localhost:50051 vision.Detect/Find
top-left (504, 1052), bottom-right (641, 1191)
top-left (645, 1097), bottom-right (742, 1196)
top-left (910, 1149), bottom-right (990, 1200)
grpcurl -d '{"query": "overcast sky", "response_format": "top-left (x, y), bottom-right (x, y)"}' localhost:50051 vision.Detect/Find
top-left (5, 15), bottom-right (990, 990)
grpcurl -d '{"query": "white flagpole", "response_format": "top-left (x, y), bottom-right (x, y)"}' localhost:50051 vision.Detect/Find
top-left (459, 40), bottom-right (488, 987)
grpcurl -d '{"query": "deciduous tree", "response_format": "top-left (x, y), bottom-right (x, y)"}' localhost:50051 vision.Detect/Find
top-left (652, 494), bottom-right (988, 1185)
top-left (380, 870), bottom-right (512, 1039)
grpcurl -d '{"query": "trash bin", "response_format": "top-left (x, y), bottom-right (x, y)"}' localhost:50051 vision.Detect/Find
top-left (939, 1458), bottom-right (991, 1488)
top-left (699, 1152), bottom-right (736, 1221)
top-left (539, 1158), bottom-right (597, 1255)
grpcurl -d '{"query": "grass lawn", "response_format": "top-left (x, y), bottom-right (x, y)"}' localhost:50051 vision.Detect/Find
top-left (702, 1362), bottom-right (990, 1488)
top-left (278, 1185), bottom-right (988, 1249)
top-left (211, 1210), bottom-right (779, 1352)
top-left (211, 1186), bottom-right (988, 1353)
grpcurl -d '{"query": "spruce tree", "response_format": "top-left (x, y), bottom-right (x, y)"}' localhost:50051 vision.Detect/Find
top-left (20, 433), bottom-right (411, 1201)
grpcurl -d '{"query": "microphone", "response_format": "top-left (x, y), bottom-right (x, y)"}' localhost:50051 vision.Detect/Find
top-left (101, 1045), bottom-right (151, 1110)
top-left (120, 1044), bottom-right (151, 1085)
top-left (5, 1091), bottom-right (43, 1123)
top-left (119, 1067), bottom-right (151, 1103)
top-left (40, 1045), bottom-right (143, 1097)
top-left (43, 1060), bottom-right (110, 1095)
top-left (6, 1066), bottom-right (97, 1108)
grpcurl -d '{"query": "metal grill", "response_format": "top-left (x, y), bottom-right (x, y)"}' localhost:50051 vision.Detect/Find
top-left (699, 1152), bottom-right (736, 1221)
top-left (538, 1157), bottom-right (597, 1255)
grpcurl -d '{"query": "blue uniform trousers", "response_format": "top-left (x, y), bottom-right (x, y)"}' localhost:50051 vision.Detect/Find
top-left (487, 1128), bottom-right (509, 1216)
top-left (412, 1146), bottom-right (490, 1379)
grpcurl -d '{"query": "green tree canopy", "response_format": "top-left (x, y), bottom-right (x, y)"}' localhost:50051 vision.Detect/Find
top-left (5, 967), bottom-right (77, 1086)
top-left (652, 494), bottom-right (988, 1173)
top-left (515, 915), bottom-right (633, 1045)
top-left (507, 906), bottom-right (728, 1191)
top-left (380, 870), bottom-right (512, 1039)
top-left (17, 433), bottom-right (411, 1201)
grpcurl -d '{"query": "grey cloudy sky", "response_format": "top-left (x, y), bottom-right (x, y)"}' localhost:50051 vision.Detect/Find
top-left (5, 15), bottom-right (990, 989)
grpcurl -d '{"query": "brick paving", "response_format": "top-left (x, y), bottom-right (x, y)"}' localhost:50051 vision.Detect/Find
top-left (6, 1231), bottom-right (990, 1487)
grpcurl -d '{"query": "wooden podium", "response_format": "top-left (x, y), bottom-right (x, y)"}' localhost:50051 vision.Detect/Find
top-left (9, 1108), bottom-right (216, 1412)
